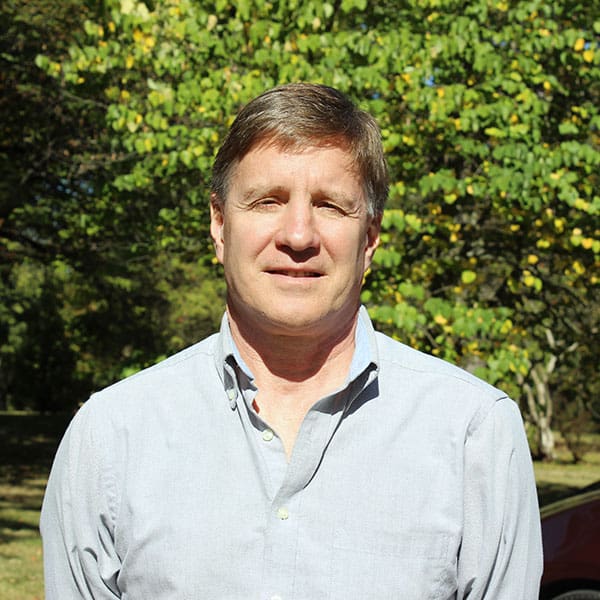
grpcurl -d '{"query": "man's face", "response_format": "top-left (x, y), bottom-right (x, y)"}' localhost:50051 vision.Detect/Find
top-left (210, 141), bottom-right (380, 340)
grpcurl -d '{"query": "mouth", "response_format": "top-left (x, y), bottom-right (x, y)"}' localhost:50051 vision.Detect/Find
top-left (267, 270), bottom-right (323, 278)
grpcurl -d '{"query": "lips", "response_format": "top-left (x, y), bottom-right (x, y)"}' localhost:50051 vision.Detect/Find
top-left (267, 269), bottom-right (322, 278)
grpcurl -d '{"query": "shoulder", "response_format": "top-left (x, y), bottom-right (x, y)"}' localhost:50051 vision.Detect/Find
top-left (58, 332), bottom-right (226, 480)
top-left (372, 330), bottom-right (511, 428)
top-left (104, 333), bottom-right (218, 392)
top-left (375, 331), bottom-right (503, 396)
top-left (77, 332), bottom-right (221, 426)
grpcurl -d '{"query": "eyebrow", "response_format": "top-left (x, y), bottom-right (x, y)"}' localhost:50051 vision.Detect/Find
top-left (240, 185), bottom-right (361, 208)
top-left (240, 185), bottom-right (287, 204)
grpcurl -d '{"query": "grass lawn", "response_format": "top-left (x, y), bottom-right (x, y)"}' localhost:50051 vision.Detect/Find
top-left (535, 432), bottom-right (600, 504)
top-left (0, 412), bottom-right (71, 600)
top-left (1, 411), bottom-right (599, 599)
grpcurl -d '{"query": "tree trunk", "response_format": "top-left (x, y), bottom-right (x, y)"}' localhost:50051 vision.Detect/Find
top-left (519, 355), bottom-right (556, 461)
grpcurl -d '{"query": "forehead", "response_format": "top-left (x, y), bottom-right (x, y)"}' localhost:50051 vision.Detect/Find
top-left (227, 140), bottom-right (362, 193)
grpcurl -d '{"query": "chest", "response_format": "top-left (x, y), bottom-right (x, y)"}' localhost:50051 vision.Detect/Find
top-left (112, 399), bottom-right (464, 600)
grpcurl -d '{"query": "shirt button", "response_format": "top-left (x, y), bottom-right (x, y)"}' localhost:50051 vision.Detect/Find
top-left (277, 507), bottom-right (289, 520)
top-left (262, 429), bottom-right (274, 442)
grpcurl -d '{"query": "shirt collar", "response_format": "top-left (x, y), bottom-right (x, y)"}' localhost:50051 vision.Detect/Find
top-left (214, 313), bottom-right (242, 409)
top-left (214, 306), bottom-right (380, 409)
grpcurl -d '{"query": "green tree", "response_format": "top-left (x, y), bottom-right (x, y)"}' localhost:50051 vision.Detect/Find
top-left (1, 0), bottom-right (200, 409)
top-left (12, 0), bottom-right (599, 455)
top-left (362, 1), bottom-right (600, 459)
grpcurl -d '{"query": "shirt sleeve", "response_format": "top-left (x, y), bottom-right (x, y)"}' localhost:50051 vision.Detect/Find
top-left (40, 399), bottom-right (122, 599)
top-left (457, 396), bottom-right (543, 599)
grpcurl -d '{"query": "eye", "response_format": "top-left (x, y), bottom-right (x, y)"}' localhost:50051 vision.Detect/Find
top-left (315, 200), bottom-right (347, 216)
top-left (250, 196), bottom-right (281, 210)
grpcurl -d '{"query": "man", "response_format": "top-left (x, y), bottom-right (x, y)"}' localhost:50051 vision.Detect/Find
top-left (41, 83), bottom-right (543, 599)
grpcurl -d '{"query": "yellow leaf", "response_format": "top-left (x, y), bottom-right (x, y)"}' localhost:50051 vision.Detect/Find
top-left (207, 14), bottom-right (218, 31)
top-left (434, 314), bottom-right (448, 326)
top-left (527, 254), bottom-right (539, 265)
top-left (582, 238), bottom-right (594, 249)
top-left (121, 0), bottom-right (135, 14)
top-left (574, 38), bottom-right (585, 51)
top-left (143, 36), bottom-right (155, 52)
top-left (583, 49), bottom-right (595, 63)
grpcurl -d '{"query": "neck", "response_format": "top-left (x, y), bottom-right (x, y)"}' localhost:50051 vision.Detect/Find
top-left (227, 308), bottom-right (359, 386)
top-left (227, 309), bottom-right (360, 459)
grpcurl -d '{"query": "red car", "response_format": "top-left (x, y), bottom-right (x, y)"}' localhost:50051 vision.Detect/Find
top-left (540, 482), bottom-right (600, 600)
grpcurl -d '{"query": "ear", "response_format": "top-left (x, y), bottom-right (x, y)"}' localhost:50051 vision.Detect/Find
top-left (210, 193), bottom-right (225, 264)
top-left (363, 213), bottom-right (382, 272)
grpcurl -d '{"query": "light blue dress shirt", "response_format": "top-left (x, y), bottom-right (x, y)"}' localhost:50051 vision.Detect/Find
top-left (41, 307), bottom-right (543, 599)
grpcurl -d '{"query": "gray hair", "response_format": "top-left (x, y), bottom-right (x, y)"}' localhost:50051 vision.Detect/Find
top-left (211, 83), bottom-right (388, 216)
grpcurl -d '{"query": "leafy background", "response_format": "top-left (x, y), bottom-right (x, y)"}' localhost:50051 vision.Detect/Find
top-left (1, 0), bottom-right (599, 460)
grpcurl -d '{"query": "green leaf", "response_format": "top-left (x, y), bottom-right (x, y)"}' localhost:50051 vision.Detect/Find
top-left (461, 270), bottom-right (477, 284)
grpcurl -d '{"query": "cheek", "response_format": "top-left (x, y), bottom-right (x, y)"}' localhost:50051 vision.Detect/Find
top-left (330, 238), bottom-right (368, 275)
top-left (223, 224), bottom-right (265, 267)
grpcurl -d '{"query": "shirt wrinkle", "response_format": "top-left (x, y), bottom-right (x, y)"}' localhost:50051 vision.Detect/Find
top-left (465, 396), bottom-right (510, 442)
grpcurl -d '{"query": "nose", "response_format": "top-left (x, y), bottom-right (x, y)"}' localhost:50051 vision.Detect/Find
top-left (274, 199), bottom-right (320, 253)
